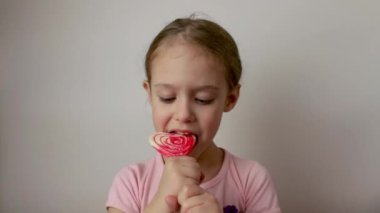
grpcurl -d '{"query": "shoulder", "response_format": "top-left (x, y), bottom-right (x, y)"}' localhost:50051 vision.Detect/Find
top-left (226, 150), bottom-right (269, 178)
top-left (225, 150), bottom-right (277, 197)
top-left (106, 155), bottom-right (163, 212)
top-left (225, 151), bottom-right (281, 212)
top-left (224, 153), bottom-right (281, 213)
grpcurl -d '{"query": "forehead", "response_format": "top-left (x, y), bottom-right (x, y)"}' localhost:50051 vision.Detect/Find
top-left (153, 37), bottom-right (221, 65)
top-left (150, 40), bottom-right (227, 88)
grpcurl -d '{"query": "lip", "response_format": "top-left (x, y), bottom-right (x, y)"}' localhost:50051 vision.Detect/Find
top-left (167, 129), bottom-right (199, 140)
top-left (168, 129), bottom-right (195, 135)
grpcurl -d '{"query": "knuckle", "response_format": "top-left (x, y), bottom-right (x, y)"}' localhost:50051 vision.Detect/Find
top-left (183, 183), bottom-right (193, 191)
top-left (165, 158), bottom-right (176, 166)
top-left (183, 178), bottom-right (197, 186)
top-left (204, 193), bottom-right (217, 202)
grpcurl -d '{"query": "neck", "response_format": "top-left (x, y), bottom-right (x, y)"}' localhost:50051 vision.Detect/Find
top-left (196, 143), bottom-right (224, 182)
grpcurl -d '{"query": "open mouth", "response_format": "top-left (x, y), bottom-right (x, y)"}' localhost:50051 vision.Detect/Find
top-left (168, 130), bottom-right (199, 143)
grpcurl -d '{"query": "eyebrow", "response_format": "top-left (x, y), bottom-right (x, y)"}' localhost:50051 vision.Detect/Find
top-left (154, 83), bottom-right (219, 91)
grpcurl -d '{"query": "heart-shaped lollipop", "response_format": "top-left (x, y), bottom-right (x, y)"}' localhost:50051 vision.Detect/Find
top-left (149, 132), bottom-right (197, 157)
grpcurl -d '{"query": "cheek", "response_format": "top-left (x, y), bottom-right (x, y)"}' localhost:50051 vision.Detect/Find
top-left (151, 103), bottom-right (170, 129)
top-left (199, 107), bottom-right (224, 132)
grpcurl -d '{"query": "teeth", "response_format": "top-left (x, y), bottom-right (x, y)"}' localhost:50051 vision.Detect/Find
top-left (167, 130), bottom-right (198, 140)
top-left (169, 131), bottom-right (191, 135)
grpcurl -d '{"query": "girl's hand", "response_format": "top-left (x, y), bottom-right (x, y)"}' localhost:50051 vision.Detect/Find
top-left (144, 156), bottom-right (202, 213)
top-left (159, 156), bottom-right (202, 197)
top-left (167, 184), bottom-right (221, 213)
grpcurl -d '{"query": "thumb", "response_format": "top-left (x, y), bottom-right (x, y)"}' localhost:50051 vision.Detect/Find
top-left (165, 195), bottom-right (180, 212)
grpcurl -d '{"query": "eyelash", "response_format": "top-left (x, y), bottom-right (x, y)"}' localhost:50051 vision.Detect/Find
top-left (159, 97), bottom-right (214, 105)
top-left (159, 97), bottom-right (175, 103)
top-left (195, 98), bottom-right (214, 105)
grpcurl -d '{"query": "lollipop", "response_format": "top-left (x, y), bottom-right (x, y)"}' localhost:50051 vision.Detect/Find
top-left (149, 132), bottom-right (197, 157)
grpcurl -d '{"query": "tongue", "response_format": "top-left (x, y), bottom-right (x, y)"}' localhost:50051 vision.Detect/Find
top-left (149, 132), bottom-right (197, 157)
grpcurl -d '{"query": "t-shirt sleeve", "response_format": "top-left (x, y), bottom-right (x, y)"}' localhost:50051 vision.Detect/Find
top-left (245, 163), bottom-right (282, 213)
top-left (105, 166), bottom-right (141, 213)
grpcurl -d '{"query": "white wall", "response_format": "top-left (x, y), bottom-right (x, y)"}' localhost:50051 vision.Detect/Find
top-left (1, 0), bottom-right (379, 212)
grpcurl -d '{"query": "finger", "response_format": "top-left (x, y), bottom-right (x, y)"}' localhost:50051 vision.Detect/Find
top-left (177, 184), bottom-right (203, 205)
top-left (165, 195), bottom-right (180, 212)
top-left (177, 158), bottom-right (200, 170)
top-left (180, 165), bottom-right (202, 182)
top-left (163, 157), bottom-right (201, 181)
top-left (165, 157), bottom-right (200, 174)
top-left (180, 193), bottom-right (219, 213)
top-left (180, 195), bottom-right (204, 213)
top-left (164, 156), bottom-right (197, 164)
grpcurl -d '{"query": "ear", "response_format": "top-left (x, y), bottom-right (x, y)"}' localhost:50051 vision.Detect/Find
top-left (143, 80), bottom-right (152, 104)
top-left (224, 84), bottom-right (241, 112)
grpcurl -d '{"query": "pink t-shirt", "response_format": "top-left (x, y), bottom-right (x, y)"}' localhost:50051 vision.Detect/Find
top-left (106, 150), bottom-right (281, 213)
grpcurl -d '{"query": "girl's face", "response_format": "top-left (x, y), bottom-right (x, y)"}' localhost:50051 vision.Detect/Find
top-left (144, 40), bottom-right (239, 158)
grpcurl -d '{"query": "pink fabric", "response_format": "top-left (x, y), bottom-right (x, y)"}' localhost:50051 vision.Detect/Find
top-left (106, 150), bottom-right (281, 213)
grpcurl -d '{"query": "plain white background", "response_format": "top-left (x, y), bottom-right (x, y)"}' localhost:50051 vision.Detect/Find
top-left (1, 0), bottom-right (379, 212)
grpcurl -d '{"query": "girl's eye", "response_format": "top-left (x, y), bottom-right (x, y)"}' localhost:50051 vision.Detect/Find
top-left (195, 98), bottom-right (214, 105)
top-left (159, 97), bottom-right (175, 103)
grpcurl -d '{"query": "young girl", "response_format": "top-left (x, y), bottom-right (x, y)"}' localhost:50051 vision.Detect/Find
top-left (106, 16), bottom-right (281, 213)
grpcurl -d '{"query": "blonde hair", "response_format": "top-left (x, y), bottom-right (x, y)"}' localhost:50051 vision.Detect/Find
top-left (145, 16), bottom-right (242, 91)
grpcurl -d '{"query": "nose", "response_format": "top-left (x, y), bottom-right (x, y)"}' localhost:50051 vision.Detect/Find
top-left (175, 98), bottom-right (195, 123)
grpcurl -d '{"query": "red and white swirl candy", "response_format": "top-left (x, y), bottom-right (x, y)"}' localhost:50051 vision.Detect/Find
top-left (149, 132), bottom-right (197, 157)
